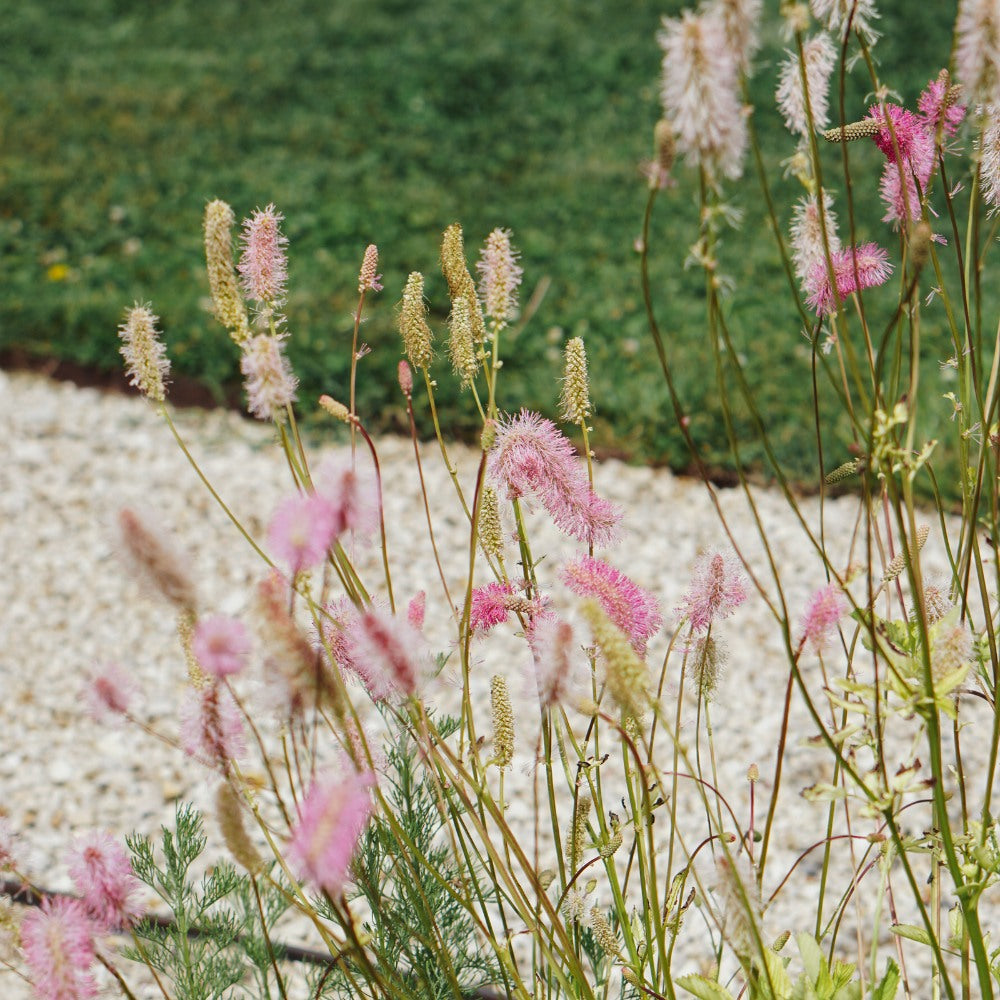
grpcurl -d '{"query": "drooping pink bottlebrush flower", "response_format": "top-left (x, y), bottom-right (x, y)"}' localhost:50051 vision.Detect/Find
top-left (775, 33), bottom-right (837, 136)
top-left (954, 0), bottom-right (1000, 107)
top-left (286, 770), bottom-right (375, 897)
top-left (805, 242), bottom-right (892, 315)
top-left (20, 896), bottom-right (97, 1000)
top-left (798, 581), bottom-right (848, 653)
top-left (268, 490), bottom-right (338, 574)
top-left (192, 615), bottom-right (252, 679)
top-left (469, 581), bottom-right (517, 633)
top-left (918, 72), bottom-right (966, 140)
top-left (560, 556), bottom-right (662, 657)
top-left (240, 334), bottom-right (298, 421)
top-left (477, 228), bottom-right (523, 329)
top-left (238, 203), bottom-right (288, 306)
top-left (179, 683), bottom-right (246, 768)
top-left (677, 551), bottom-right (748, 634)
top-left (864, 104), bottom-right (935, 225)
top-left (339, 606), bottom-right (428, 700)
top-left (66, 832), bottom-right (143, 931)
top-left (315, 456), bottom-right (381, 540)
top-left (488, 410), bottom-right (622, 547)
top-left (83, 662), bottom-right (135, 723)
top-left (117, 506), bottom-right (197, 613)
top-left (407, 591), bottom-right (426, 630)
top-left (527, 616), bottom-right (576, 708)
top-left (658, 10), bottom-right (747, 181)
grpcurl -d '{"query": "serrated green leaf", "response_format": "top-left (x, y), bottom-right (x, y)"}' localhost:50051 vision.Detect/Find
top-left (675, 973), bottom-right (736, 1000)
top-left (871, 959), bottom-right (900, 1000)
top-left (757, 946), bottom-right (793, 999)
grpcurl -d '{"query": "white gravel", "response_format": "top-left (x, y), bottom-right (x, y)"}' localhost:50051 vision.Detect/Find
top-left (1, 368), bottom-right (994, 997)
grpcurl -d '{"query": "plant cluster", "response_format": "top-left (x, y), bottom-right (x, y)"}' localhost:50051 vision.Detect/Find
top-left (4, 2), bottom-right (1000, 998)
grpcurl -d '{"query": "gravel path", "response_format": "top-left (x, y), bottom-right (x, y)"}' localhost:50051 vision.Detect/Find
top-left (1, 368), bottom-right (994, 997)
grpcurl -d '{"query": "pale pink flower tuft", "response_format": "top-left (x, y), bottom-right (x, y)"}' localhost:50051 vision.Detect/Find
top-left (66, 832), bottom-right (143, 931)
top-left (805, 242), bottom-right (892, 315)
top-left (678, 551), bottom-right (748, 634)
top-left (20, 896), bottom-right (97, 1000)
top-left (790, 192), bottom-right (841, 287)
top-left (470, 582), bottom-right (517, 633)
top-left (711, 0), bottom-right (762, 74)
top-left (477, 228), bottom-right (523, 329)
top-left (980, 110), bottom-right (1000, 211)
top-left (83, 662), bottom-right (135, 723)
top-left (268, 491), bottom-right (338, 574)
top-left (799, 582), bottom-right (848, 653)
top-left (179, 683), bottom-right (246, 768)
top-left (238, 203), bottom-right (288, 306)
top-left (315, 456), bottom-right (381, 541)
top-left (658, 10), bottom-right (747, 181)
top-left (407, 591), bottom-right (426, 631)
top-left (192, 615), bottom-right (252, 679)
top-left (527, 616), bottom-right (576, 708)
top-left (810, 0), bottom-right (879, 43)
top-left (954, 0), bottom-right (1000, 107)
top-left (561, 557), bottom-right (661, 657)
top-left (339, 606), bottom-right (428, 700)
top-left (776, 33), bottom-right (837, 136)
top-left (287, 770), bottom-right (375, 897)
top-left (488, 410), bottom-right (622, 547)
top-left (240, 334), bottom-right (298, 421)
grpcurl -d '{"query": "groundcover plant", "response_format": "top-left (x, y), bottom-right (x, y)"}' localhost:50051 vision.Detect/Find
top-left (4, 1), bottom-right (1000, 997)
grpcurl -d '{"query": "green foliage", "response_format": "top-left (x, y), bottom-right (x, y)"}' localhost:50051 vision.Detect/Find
top-left (311, 714), bottom-right (501, 999)
top-left (125, 804), bottom-right (247, 1000)
top-left (1, 0), bottom-right (968, 482)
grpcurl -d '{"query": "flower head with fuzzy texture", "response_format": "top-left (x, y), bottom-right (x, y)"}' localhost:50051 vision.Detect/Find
top-left (84, 662), bottom-right (135, 723)
top-left (776, 33), bottom-right (836, 136)
top-left (955, 0), bottom-right (1000, 106)
top-left (287, 770), bottom-right (375, 897)
top-left (315, 456), bottom-right (381, 541)
top-left (790, 192), bottom-right (841, 287)
top-left (179, 683), bottom-right (246, 769)
top-left (67, 832), bottom-right (143, 931)
top-left (118, 304), bottom-right (170, 402)
top-left (658, 10), bottom-right (747, 181)
top-left (805, 242), bottom-right (892, 314)
top-left (528, 616), bottom-right (576, 708)
top-left (238, 204), bottom-right (287, 307)
top-left (470, 581), bottom-right (517, 633)
top-left (240, 335), bottom-right (297, 421)
top-left (677, 551), bottom-right (748, 634)
top-left (21, 897), bottom-right (97, 1000)
top-left (192, 615), bottom-right (252, 679)
top-left (488, 410), bottom-right (621, 547)
top-left (337, 605), bottom-right (428, 701)
top-left (561, 557), bottom-right (661, 657)
top-left (477, 228), bottom-right (522, 330)
top-left (268, 491), bottom-right (338, 574)
top-left (798, 581), bottom-right (848, 653)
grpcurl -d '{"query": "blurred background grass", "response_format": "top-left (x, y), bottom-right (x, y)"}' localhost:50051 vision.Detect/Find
top-left (1, 0), bottom-right (969, 484)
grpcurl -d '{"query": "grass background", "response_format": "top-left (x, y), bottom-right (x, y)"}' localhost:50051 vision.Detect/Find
top-left (1, 0), bottom-right (970, 483)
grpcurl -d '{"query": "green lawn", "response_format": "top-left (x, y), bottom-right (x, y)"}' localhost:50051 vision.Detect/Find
top-left (1, 0), bottom-right (965, 482)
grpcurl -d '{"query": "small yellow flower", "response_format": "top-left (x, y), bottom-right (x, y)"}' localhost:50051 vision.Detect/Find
top-left (46, 263), bottom-right (70, 282)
